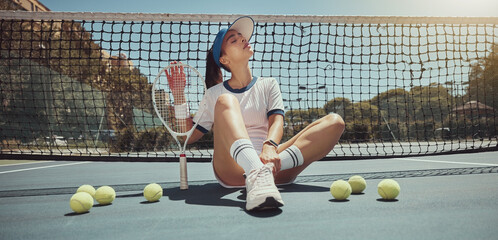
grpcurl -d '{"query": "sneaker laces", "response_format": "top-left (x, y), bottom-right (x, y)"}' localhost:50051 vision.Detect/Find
top-left (255, 163), bottom-right (275, 187)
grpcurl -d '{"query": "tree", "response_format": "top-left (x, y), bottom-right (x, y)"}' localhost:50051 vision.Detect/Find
top-left (103, 67), bottom-right (150, 132)
top-left (0, 17), bottom-right (155, 150)
top-left (283, 107), bottom-right (327, 141)
top-left (0, 0), bottom-right (23, 11)
top-left (323, 97), bottom-right (351, 117)
top-left (370, 88), bottom-right (410, 122)
top-left (369, 88), bottom-right (411, 141)
top-left (408, 83), bottom-right (453, 124)
top-left (465, 44), bottom-right (498, 111)
top-left (370, 88), bottom-right (408, 104)
top-left (342, 102), bottom-right (379, 142)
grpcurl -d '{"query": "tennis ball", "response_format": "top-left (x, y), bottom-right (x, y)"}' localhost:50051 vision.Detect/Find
top-left (70, 192), bottom-right (93, 213)
top-left (95, 186), bottom-right (116, 205)
top-left (348, 175), bottom-right (367, 194)
top-left (143, 183), bottom-right (163, 202)
top-left (330, 180), bottom-right (352, 200)
top-left (377, 179), bottom-right (400, 200)
top-left (76, 184), bottom-right (96, 198)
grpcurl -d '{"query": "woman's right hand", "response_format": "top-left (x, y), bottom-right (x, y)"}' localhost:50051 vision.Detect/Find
top-left (165, 61), bottom-right (186, 103)
top-left (259, 144), bottom-right (281, 174)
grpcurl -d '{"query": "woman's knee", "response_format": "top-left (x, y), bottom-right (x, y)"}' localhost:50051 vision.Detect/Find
top-left (323, 113), bottom-right (345, 132)
top-left (215, 93), bottom-right (239, 111)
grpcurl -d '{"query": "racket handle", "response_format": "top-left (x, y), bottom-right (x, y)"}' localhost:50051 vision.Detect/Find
top-left (179, 154), bottom-right (188, 190)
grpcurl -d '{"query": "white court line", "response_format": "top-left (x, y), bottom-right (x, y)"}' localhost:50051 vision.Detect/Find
top-left (0, 162), bottom-right (89, 175)
top-left (393, 158), bottom-right (498, 167)
top-left (0, 161), bottom-right (54, 167)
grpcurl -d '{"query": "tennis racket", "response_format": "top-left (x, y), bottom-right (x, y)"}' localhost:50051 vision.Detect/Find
top-left (152, 62), bottom-right (206, 190)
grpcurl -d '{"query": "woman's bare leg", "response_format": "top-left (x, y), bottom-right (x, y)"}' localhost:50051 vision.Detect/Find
top-left (212, 94), bottom-right (251, 186)
top-left (275, 113), bottom-right (345, 184)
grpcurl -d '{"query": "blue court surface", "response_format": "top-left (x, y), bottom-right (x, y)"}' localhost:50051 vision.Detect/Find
top-left (1, 151), bottom-right (498, 240)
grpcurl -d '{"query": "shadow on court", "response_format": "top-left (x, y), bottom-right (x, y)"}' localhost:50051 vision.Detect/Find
top-left (116, 182), bottom-right (330, 217)
top-left (163, 183), bottom-right (329, 208)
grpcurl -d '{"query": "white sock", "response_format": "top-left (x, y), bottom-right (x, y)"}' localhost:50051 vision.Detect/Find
top-left (279, 145), bottom-right (304, 171)
top-left (230, 139), bottom-right (264, 174)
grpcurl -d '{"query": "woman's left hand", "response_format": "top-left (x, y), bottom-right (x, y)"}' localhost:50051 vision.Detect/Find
top-left (165, 61), bottom-right (186, 102)
top-left (259, 145), bottom-right (281, 174)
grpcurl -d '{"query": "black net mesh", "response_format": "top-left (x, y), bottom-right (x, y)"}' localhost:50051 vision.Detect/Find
top-left (0, 12), bottom-right (497, 161)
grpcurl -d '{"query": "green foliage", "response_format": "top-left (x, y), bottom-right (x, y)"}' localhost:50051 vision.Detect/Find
top-left (111, 127), bottom-right (135, 152)
top-left (466, 44), bottom-right (498, 111)
top-left (341, 102), bottom-right (379, 142)
top-left (0, 0), bottom-right (23, 10)
top-left (110, 126), bottom-right (176, 152)
top-left (443, 115), bottom-right (497, 140)
top-left (370, 88), bottom-right (409, 105)
top-left (409, 83), bottom-right (453, 123)
top-left (323, 97), bottom-right (351, 116)
top-left (344, 102), bottom-right (379, 123)
top-left (283, 107), bottom-right (327, 140)
top-left (2, 20), bottom-right (150, 112)
top-left (188, 130), bottom-right (214, 150)
top-left (104, 67), bottom-right (152, 131)
top-left (133, 130), bottom-right (157, 152)
top-left (0, 51), bottom-right (106, 142)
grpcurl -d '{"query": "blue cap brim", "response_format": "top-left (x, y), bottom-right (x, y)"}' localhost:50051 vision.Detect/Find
top-left (212, 16), bottom-right (254, 68)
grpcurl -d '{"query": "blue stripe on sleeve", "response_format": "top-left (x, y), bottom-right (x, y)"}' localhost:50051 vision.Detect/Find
top-left (194, 123), bottom-right (209, 134)
top-left (267, 109), bottom-right (284, 118)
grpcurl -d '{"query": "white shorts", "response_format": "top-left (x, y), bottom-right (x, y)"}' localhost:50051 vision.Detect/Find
top-left (211, 159), bottom-right (245, 189)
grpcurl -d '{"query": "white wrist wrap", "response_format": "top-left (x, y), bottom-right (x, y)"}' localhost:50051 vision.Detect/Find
top-left (174, 103), bottom-right (189, 119)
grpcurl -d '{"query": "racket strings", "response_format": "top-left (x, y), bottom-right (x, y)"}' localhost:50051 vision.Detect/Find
top-left (155, 65), bottom-right (204, 135)
top-left (175, 67), bottom-right (189, 134)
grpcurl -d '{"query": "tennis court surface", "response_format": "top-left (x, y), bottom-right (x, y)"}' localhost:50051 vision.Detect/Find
top-left (1, 151), bottom-right (497, 240)
top-left (1, 10), bottom-right (498, 240)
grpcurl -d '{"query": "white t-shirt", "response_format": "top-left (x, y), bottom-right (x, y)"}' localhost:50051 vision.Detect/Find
top-left (193, 76), bottom-right (285, 153)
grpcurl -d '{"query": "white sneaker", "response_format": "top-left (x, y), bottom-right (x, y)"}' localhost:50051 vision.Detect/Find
top-left (245, 163), bottom-right (284, 211)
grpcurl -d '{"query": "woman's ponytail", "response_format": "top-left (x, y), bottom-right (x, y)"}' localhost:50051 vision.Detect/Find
top-left (205, 49), bottom-right (223, 89)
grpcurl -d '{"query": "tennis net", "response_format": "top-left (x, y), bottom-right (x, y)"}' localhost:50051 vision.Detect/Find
top-left (0, 11), bottom-right (497, 161)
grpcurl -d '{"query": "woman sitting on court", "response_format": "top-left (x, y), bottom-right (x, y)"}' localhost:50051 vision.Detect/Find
top-left (169, 16), bottom-right (345, 211)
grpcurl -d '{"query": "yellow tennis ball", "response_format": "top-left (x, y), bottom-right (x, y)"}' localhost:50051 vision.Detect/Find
top-left (330, 180), bottom-right (352, 200)
top-left (143, 183), bottom-right (163, 202)
top-left (76, 184), bottom-right (96, 198)
top-left (70, 192), bottom-right (93, 213)
top-left (348, 175), bottom-right (367, 194)
top-left (95, 186), bottom-right (116, 205)
top-left (377, 179), bottom-right (400, 200)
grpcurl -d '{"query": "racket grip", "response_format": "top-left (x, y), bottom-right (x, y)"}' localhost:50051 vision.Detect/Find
top-left (179, 154), bottom-right (188, 190)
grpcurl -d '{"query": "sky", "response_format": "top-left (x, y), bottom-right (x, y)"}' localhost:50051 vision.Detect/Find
top-left (40, 0), bottom-right (498, 17)
top-left (36, 0), bottom-right (498, 105)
